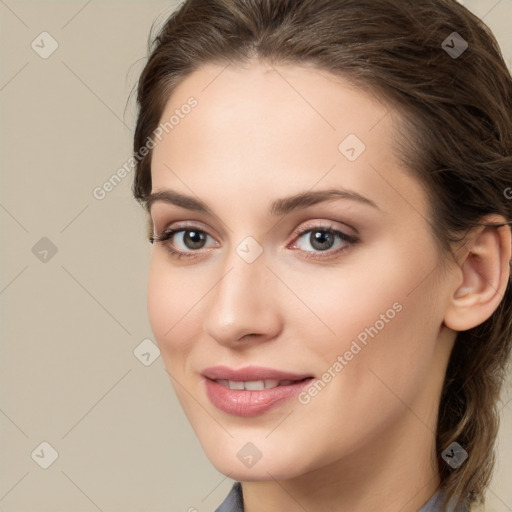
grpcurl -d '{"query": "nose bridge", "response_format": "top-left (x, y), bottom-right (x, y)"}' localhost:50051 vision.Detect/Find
top-left (203, 241), bottom-right (280, 344)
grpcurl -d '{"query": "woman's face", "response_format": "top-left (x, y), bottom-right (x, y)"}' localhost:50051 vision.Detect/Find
top-left (147, 60), bottom-right (457, 481)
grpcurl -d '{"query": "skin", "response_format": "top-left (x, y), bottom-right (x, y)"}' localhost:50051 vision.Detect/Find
top-left (146, 60), bottom-right (511, 512)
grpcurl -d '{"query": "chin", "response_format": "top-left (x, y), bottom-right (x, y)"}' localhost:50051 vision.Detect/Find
top-left (213, 463), bottom-right (300, 482)
top-left (203, 446), bottom-right (311, 482)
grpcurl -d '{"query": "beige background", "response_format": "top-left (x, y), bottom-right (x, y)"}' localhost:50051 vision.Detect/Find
top-left (0, 1), bottom-right (511, 511)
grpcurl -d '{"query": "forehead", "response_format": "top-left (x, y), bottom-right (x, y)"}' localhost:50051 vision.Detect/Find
top-left (154, 60), bottom-right (392, 155)
top-left (149, 60), bottom-right (427, 220)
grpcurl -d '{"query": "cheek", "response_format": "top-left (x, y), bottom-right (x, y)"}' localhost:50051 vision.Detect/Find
top-left (289, 283), bottom-right (440, 461)
top-left (304, 243), bottom-right (441, 385)
top-left (147, 254), bottom-right (198, 362)
top-left (333, 282), bottom-right (440, 418)
top-left (147, 258), bottom-right (172, 341)
top-left (283, 260), bottom-right (406, 353)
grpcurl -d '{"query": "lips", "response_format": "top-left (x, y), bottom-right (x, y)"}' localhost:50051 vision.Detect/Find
top-left (201, 365), bottom-right (315, 417)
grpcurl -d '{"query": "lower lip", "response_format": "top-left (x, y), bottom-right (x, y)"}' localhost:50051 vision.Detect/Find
top-left (203, 377), bottom-right (313, 417)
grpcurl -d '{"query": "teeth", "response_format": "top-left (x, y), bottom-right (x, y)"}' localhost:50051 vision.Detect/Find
top-left (229, 380), bottom-right (245, 390)
top-left (218, 379), bottom-right (282, 390)
top-left (243, 380), bottom-right (265, 390)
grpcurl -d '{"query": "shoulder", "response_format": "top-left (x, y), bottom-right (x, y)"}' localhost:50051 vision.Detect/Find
top-left (214, 481), bottom-right (244, 512)
top-left (213, 483), bottom-right (480, 512)
top-left (419, 489), bottom-right (472, 512)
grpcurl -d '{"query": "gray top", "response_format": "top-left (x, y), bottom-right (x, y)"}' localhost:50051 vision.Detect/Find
top-left (214, 482), bottom-right (469, 512)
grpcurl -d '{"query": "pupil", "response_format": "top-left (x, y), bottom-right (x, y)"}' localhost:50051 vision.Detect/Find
top-left (311, 231), bottom-right (334, 251)
top-left (185, 230), bottom-right (206, 249)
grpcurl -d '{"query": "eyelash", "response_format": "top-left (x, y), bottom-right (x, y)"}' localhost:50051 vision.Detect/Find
top-left (150, 224), bottom-right (360, 261)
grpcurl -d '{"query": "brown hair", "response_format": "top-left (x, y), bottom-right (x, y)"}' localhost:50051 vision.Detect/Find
top-left (131, 0), bottom-right (512, 509)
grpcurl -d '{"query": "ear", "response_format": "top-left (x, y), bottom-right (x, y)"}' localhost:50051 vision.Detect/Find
top-left (443, 214), bottom-right (512, 332)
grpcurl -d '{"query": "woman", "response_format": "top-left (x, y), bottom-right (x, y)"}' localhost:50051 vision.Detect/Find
top-left (131, 0), bottom-right (512, 510)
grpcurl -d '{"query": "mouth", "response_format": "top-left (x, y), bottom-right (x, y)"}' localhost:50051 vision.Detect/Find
top-left (209, 377), bottom-right (313, 390)
top-left (201, 366), bottom-right (315, 417)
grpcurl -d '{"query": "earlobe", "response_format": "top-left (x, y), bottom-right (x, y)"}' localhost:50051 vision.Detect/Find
top-left (443, 216), bottom-right (511, 332)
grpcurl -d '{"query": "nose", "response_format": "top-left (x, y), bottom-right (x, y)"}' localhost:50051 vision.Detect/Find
top-left (203, 248), bottom-right (283, 348)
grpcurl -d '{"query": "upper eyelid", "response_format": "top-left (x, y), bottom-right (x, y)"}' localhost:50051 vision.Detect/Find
top-left (156, 220), bottom-right (352, 236)
top-left (153, 219), bottom-right (215, 237)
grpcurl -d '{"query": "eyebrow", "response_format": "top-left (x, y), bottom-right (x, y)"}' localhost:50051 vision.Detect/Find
top-left (146, 187), bottom-right (380, 216)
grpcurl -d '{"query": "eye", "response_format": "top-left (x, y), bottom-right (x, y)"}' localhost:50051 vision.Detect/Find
top-left (151, 223), bottom-right (359, 261)
top-left (150, 226), bottom-right (218, 259)
top-left (290, 225), bottom-right (359, 259)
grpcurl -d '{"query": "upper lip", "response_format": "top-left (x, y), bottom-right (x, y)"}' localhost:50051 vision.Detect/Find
top-left (201, 365), bottom-right (313, 382)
